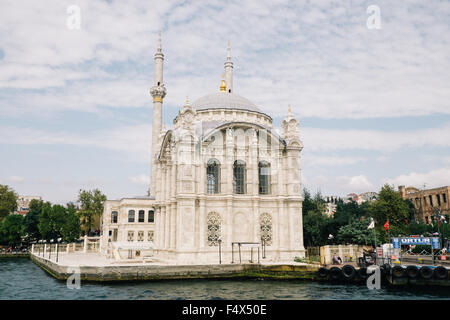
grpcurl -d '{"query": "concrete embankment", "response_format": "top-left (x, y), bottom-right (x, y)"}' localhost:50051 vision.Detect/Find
top-left (30, 254), bottom-right (319, 282)
top-left (0, 253), bottom-right (29, 258)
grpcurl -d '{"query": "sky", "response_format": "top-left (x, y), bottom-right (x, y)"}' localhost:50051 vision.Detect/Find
top-left (0, 0), bottom-right (449, 204)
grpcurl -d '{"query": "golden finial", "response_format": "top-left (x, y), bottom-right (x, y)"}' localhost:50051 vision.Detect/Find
top-left (220, 74), bottom-right (226, 92)
top-left (288, 105), bottom-right (292, 115)
top-left (185, 96), bottom-right (190, 105)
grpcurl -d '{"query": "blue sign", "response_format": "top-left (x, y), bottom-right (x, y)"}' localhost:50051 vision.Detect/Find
top-left (392, 238), bottom-right (400, 249)
top-left (432, 237), bottom-right (440, 249)
top-left (392, 237), bottom-right (440, 249)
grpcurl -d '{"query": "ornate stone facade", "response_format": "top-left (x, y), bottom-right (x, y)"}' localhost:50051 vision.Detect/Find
top-left (100, 36), bottom-right (305, 264)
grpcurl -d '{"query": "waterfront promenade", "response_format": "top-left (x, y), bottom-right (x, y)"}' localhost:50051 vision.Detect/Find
top-left (30, 251), bottom-right (319, 282)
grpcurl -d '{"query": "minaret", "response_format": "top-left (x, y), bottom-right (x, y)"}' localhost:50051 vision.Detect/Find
top-left (149, 32), bottom-right (167, 196)
top-left (224, 40), bottom-right (233, 93)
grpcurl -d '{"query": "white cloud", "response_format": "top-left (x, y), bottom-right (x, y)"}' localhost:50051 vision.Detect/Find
top-left (0, 1), bottom-right (449, 119)
top-left (338, 175), bottom-right (373, 191)
top-left (303, 173), bottom-right (374, 196)
top-left (129, 174), bottom-right (149, 187)
top-left (302, 154), bottom-right (367, 167)
top-left (7, 176), bottom-right (25, 183)
top-left (0, 124), bottom-right (151, 162)
top-left (301, 124), bottom-right (450, 152)
top-left (386, 167), bottom-right (450, 189)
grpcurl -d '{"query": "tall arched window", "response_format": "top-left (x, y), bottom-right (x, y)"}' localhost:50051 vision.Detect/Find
top-left (138, 210), bottom-right (145, 222)
top-left (233, 160), bottom-right (246, 194)
top-left (148, 210), bottom-right (154, 223)
top-left (260, 213), bottom-right (273, 246)
top-left (259, 161), bottom-right (271, 195)
top-left (207, 212), bottom-right (221, 246)
top-left (128, 210), bottom-right (135, 223)
top-left (111, 211), bottom-right (118, 223)
top-left (206, 159), bottom-right (220, 194)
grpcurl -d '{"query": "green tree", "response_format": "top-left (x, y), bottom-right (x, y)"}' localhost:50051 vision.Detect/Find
top-left (302, 189), bottom-right (330, 246)
top-left (336, 218), bottom-right (375, 245)
top-left (369, 184), bottom-right (409, 234)
top-left (0, 214), bottom-right (24, 246)
top-left (23, 199), bottom-right (44, 241)
top-left (78, 189), bottom-right (106, 234)
top-left (0, 184), bottom-right (18, 221)
top-left (61, 206), bottom-right (81, 242)
top-left (38, 203), bottom-right (66, 241)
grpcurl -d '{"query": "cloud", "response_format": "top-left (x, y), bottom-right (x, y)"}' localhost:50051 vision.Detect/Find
top-left (385, 167), bottom-right (450, 189)
top-left (129, 174), bottom-right (149, 187)
top-left (6, 176), bottom-right (25, 183)
top-left (301, 123), bottom-right (450, 152)
top-left (303, 173), bottom-right (374, 195)
top-left (0, 1), bottom-right (449, 119)
top-left (0, 124), bottom-right (151, 162)
top-left (302, 154), bottom-right (367, 167)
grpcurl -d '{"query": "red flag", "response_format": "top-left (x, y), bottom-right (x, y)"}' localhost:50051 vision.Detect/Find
top-left (405, 219), bottom-right (408, 225)
top-left (384, 220), bottom-right (389, 231)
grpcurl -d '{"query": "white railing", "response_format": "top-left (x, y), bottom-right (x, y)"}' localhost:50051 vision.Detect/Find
top-left (31, 235), bottom-right (101, 258)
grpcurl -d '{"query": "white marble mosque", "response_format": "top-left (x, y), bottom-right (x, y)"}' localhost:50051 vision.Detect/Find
top-left (100, 35), bottom-right (305, 264)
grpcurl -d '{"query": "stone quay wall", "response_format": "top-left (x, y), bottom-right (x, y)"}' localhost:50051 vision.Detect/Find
top-left (30, 253), bottom-right (318, 282)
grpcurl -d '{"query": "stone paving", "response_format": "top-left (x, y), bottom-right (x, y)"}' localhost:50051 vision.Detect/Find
top-left (33, 251), bottom-right (309, 268)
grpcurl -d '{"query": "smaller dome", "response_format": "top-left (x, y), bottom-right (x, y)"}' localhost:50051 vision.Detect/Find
top-left (192, 92), bottom-right (262, 113)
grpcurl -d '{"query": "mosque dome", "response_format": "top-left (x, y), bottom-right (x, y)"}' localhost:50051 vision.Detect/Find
top-left (192, 92), bottom-right (263, 114)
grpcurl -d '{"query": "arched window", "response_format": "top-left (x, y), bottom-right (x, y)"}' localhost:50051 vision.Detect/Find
top-left (128, 210), bottom-right (135, 223)
top-left (260, 213), bottom-right (273, 246)
top-left (259, 161), bottom-right (271, 195)
top-left (148, 210), bottom-right (154, 223)
top-left (233, 160), bottom-right (246, 194)
top-left (206, 159), bottom-right (220, 194)
top-left (207, 212), bottom-right (221, 246)
top-left (138, 210), bottom-right (145, 222)
top-left (111, 211), bottom-right (118, 223)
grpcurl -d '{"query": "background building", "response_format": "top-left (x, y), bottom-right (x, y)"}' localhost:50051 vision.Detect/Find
top-left (15, 195), bottom-right (42, 216)
top-left (399, 185), bottom-right (450, 224)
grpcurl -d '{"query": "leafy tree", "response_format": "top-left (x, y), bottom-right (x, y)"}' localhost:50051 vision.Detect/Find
top-left (368, 184), bottom-right (409, 234)
top-left (61, 206), bottom-right (81, 242)
top-left (78, 189), bottom-right (106, 234)
top-left (38, 203), bottom-right (66, 241)
top-left (0, 184), bottom-right (18, 221)
top-left (23, 199), bottom-right (44, 241)
top-left (302, 189), bottom-right (331, 246)
top-left (0, 214), bottom-right (24, 246)
top-left (336, 218), bottom-right (375, 245)
top-left (303, 210), bottom-right (330, 247)
top-left (37, 203), bottom-right (53, 241)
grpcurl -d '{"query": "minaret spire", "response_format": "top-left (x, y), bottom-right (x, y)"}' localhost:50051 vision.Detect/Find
top-left (224, 40), bottom-right (233, 93)
top-left (149, 32), bottom-right (167, 196)
top-left (157, 31), bottom-right (162, 52)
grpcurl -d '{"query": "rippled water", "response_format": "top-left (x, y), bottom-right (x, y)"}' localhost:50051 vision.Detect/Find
top-left (2, 259), bottom-right (450, 300)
